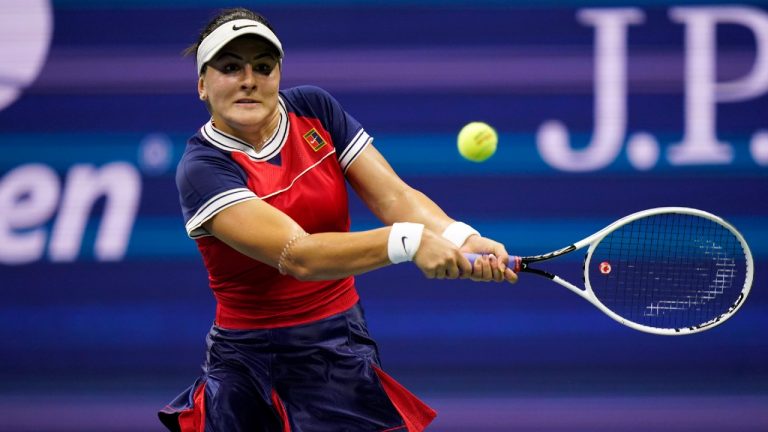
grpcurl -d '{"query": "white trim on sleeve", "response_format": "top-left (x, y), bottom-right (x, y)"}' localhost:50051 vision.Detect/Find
top-left (186, 188), bottom-right (259, 238)
top-left (339, 128), bottom-right (372, 173)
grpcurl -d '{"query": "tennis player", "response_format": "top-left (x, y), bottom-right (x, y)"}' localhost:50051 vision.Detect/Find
top-left (158, 7), bottom-right (517, 432)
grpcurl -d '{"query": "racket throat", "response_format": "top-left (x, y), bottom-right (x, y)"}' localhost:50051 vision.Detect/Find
top-left (521, 264), bottom-right (556, 280)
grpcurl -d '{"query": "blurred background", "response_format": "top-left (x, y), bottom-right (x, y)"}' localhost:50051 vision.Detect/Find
top-left (1, 0), bottom-right (766, 431)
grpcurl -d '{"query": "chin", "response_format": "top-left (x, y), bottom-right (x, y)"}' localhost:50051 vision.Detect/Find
top-left (228, 113), bottom-right (267, 127)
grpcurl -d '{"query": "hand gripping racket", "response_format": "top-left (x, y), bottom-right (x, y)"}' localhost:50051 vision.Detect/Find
top-left (466, 207), bottom-right (754, 335)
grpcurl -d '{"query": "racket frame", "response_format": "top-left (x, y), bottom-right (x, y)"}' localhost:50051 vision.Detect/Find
top-left (518, 207), bottom-right (754, 335)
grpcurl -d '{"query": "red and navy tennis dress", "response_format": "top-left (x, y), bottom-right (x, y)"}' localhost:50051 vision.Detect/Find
top-left (158, 86), bottom-right (436, 432)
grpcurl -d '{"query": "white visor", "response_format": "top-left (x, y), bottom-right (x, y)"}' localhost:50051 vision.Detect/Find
top-left (196, 18), bottom-right (284, 76)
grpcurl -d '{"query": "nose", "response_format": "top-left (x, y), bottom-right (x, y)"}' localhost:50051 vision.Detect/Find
top-left (241, 64), bottom-right (257, 90)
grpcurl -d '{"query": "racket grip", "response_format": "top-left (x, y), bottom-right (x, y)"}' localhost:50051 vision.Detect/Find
top-left (463, 253), bottom-right (522, 273)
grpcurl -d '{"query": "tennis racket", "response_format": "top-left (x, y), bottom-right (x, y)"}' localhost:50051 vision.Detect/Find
top-left (466, 207), bottom-right (754, 335)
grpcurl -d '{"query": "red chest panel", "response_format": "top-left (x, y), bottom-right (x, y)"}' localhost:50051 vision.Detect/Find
top-left (230, 115), bottom-right (350, 234)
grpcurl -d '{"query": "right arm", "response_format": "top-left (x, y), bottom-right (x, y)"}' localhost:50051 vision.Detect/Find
top-left (203, 198), bottom-right (395, 281)
top-left (180, 146), bottom-right (397, 281)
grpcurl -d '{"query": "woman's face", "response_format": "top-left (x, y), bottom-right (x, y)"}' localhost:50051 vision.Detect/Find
top-left (198, 36), bottom-right (281, 140)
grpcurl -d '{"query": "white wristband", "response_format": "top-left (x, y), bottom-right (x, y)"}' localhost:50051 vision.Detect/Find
top-left (388, 222), bottom-right (424, 264)
top-left (442, 221), bottom-right (480, 247)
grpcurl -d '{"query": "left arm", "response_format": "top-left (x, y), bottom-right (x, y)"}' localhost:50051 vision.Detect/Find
top-left (345, 143), bottom-right (517, 283)
top-left (347, 145), bottom-right (451, 234)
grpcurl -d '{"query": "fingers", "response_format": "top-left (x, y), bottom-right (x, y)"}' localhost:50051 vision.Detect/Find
top-left (421, 254), bottom-right (517, 283)
top-left (482, 255), bottom-right (494, 280)
top-left (504, 267), bottom-right (518, 284)
top-left (414, 230), bottom-right (472, 280)
top-left (417, 254), bottom-right (464, 280)
top-left (470, 255), bottom-right (483, 280)
top-left (470, 254), bottom-right (492, 281)
top-left (458, 254), bottom-right (472, 279)
top-left (490, 255), bottom-right (504, 282)
top-left (460, 236), bottom-right (514, 283)
top-left (445, 261), bottom-right (461, 279)
top-left (467, 254), bottom-right (517, 283)
top-left (430, 264), bottom-right (460, 280)
top-left (414, 231), bottom-right (516, 283)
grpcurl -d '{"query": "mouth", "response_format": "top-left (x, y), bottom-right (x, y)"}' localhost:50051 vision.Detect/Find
top-left (235, 98), bottom-right (259, 105)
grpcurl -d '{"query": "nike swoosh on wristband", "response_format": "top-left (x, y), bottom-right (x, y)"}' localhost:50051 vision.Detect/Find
top-left (401, 236), bottom-right (409, 255)
top-left (233, 24), bottom-right (259, 31)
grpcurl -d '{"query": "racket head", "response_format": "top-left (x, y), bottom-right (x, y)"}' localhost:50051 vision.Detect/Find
top-left (582, 207), bottom-right (753, 335)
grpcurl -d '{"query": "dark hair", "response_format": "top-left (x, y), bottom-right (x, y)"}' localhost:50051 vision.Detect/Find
top-left (183, 7), bottom-right (278, 69)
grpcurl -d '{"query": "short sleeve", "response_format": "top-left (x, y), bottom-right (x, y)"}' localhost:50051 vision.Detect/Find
top-left (291, 86), bottom-right (372, 173)
top-left (176, 147), bottom-right (258, 238)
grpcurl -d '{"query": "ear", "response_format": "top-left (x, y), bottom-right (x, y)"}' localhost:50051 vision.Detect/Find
top-left (198, 76), bottom-right (207, 101)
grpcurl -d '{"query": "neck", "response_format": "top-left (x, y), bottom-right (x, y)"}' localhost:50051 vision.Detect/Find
top-left (212, 108), bottom-right (281, 152)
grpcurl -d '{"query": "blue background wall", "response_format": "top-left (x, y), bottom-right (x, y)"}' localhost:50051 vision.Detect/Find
top-left (0, 1), bottom-right (766, 431)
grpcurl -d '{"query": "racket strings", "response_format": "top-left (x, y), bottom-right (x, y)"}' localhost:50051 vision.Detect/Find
top-left (590, 213), bottom-right (746, 330)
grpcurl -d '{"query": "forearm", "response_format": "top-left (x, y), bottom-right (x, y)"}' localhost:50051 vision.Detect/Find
top-left (279, 228), bottom-right (392, 281)
top-left (346, 146), bottom-right (455, 235)
top-left (371, 185), bottom-right (454, 235)
top-left (205, 199), bottom-right (397, 281)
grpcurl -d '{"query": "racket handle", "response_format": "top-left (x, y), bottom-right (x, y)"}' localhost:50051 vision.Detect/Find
top-left (463, 253), bottom-right (522, 273)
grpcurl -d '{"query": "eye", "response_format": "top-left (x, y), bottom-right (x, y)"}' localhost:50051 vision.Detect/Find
top-left (222, 63), bottom-right (241, 73)
top-left (254, 62), bottom-right (275, 75)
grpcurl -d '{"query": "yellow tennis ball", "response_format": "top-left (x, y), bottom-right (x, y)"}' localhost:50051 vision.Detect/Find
top-left (457, 122), bottom-right (497, 162)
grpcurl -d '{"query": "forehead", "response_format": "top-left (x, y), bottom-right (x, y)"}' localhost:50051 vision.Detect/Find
top-left (215, 36), bottom-right (280, 59)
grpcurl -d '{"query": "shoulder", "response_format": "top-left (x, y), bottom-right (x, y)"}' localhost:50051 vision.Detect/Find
top-left (176, 132), bottom-right (240, 183)
top-left (280, 85), bottom-right (340, 115)
top-left (281, 85), bottom-right (334, 104)
top-left (179, 132), bottom-right (230, 166)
